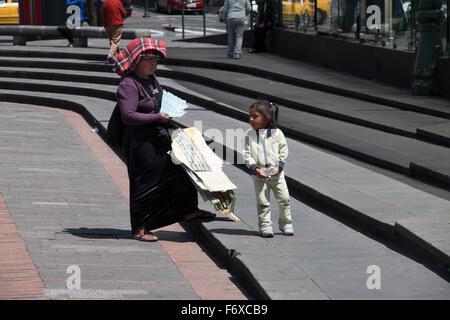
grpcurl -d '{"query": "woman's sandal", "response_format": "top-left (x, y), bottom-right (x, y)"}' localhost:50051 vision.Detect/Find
top-left (185, 210), bottom-right (216, 222)
top-left (133, 231), bottom-right (158, 242)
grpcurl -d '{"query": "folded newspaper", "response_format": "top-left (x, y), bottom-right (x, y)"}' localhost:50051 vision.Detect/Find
top-left (170, 127), bottom-right (239, 221)
top-left (160, 90), bottom-right (188, 117)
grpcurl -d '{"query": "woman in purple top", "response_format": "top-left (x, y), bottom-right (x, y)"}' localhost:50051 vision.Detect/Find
top-left (115, 38), bottom-right (215, 242)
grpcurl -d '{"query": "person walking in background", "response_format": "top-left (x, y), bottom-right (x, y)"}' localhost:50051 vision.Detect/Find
top-left (248, 0), bottom-right (273, 53)
top-left (87, 0), bottom-right (98, 26)
top-left (222, 0), bottom-right (251, 59)
top-left (243, 100), bottom-right (294, 238)
top-left (102, 0), bottom-right (127, 64)
top-left (58, 0), bottom-right (86, 47)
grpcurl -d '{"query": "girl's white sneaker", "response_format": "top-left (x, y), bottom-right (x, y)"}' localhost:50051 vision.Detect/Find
top-left (260, 229), bottom-right (274, 238)
top-left (282, 229), bottom-right (294, 236)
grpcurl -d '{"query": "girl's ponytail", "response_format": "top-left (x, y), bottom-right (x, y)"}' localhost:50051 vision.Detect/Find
top-left (268, 102), bottom-right (279, 127)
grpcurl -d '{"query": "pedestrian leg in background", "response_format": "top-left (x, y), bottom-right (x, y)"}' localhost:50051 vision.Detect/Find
top-left (57, 25), bottom-right (75, 47)
top-left (226, 20), bottom-right (237, 58)
top-left (232, 18), bottom-right (246, 59)
top-left (105, 25), bottom-right (123, 64)
top-left (87, 0), bottom-right (97, 26)
top-left (253, 25), bottom-right (269, 52)
top-left (253, 178), bottom-right (273, 233)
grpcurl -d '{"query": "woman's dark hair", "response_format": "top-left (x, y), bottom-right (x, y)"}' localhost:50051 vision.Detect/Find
top-left (250, 100), bottom-right (279, 127)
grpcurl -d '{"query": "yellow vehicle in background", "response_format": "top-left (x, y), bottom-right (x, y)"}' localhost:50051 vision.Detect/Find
top-left (282, 0), bottom-right (331, 25)
top-left (0, 0), bottom-right (19, 24)
top-left (282, 0), bottom-right (304, 22)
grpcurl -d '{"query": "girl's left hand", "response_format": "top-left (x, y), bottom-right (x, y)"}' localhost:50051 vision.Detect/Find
top-left (271, 167), bottom-right (281, 176)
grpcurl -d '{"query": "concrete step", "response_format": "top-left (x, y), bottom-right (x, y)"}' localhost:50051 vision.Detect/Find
top-left (170, 78), bottom-right (450, 188)
top-left (1, 46), bottom-right (449, 118)
top-left (167, 65), bottom-right (450, 138)
top-left (165, 47), bottom-right (450, 118)
top-left (1, 56), bottom-right (449, 152)
top-left (1, 68), bottom-right (449, 188)
top-left (4, 63), bottom-right (449, 144)
top-left (417, 123), bottom-right (450, 148)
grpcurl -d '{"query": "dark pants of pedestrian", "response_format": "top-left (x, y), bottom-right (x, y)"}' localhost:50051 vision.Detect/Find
top-left (253, 25), bottom-right (272, 52)
top-left (57, 21), bottom-right (84, 44)
top-left (57, 25), bottom-right (75, 43)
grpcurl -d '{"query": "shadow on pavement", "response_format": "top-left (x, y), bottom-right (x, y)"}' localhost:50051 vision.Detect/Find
top-left (207, 228), bottom-right (258, 237)
top-left (63, 227), bottom-right (198, 243)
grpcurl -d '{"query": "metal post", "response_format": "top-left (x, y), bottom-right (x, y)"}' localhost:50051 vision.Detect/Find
top-left (182, 0), bottom-right (185, 39)
top-left (250, 0), bottom-right (253, 30)
top-left (356, 5), bottom-right (360, 40)
top-left (360, 0), bottom-right (367, 34)
top-left (314, 0), bottom-right (317, 30)
top-left (409, 0), bottom-right (415, 50)
top-left (30, 0), bottom-right (35, 25)
top-left (143, 0), bottom-right (150, 17)
top-left (277, 0), bottom-right (282, 26)
top-left (96, 0), bottom-right (102, 26)
top-left (447, 0), bottom-right (449, 55)
top-left (337, 0), bottom-right (340, 33)
top-left (412, 0), bottom-right (444, 94)
top-left (203, 0), bottom-right (206, 36)
top-left (386, 0), bottom-right (393, 45)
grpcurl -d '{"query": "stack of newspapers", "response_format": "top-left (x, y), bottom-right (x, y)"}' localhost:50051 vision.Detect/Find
top-left (170, 127), bottom-right (239, 222)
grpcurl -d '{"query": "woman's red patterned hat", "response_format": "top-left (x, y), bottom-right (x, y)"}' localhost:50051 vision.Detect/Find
top-left (113, 37), bottom-right (167, 77)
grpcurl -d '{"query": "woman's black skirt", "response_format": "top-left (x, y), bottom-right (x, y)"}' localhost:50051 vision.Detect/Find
top-left (124, 126), bottom-right (198, 234)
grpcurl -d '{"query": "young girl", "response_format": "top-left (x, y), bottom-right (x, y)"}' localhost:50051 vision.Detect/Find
top-left (243, 100), bottom-right (294, 238)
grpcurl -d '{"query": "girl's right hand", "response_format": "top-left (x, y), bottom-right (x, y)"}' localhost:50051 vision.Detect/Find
top-left (254, 167), bottom-right (269, 179)
top-left (160, 113), bottom-right (170, 123)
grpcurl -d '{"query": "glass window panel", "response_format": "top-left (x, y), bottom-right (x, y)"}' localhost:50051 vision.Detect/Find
top-left (357, 0), bottom-right (417, 50)
top-left (275, 0), bottom-right (449, 54)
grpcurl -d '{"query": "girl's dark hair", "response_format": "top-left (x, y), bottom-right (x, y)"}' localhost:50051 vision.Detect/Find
top-left (250, 100), bottom-right (279, 127)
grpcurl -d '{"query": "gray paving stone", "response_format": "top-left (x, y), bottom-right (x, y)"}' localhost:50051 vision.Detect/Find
top-left (258, 280), bottom-right (329, 300)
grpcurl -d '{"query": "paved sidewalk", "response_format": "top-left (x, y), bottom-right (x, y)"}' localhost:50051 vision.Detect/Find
top-left (0, 102), bottom-right (247, 300)
top-left (0, 194), bottom-right (47, 299)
